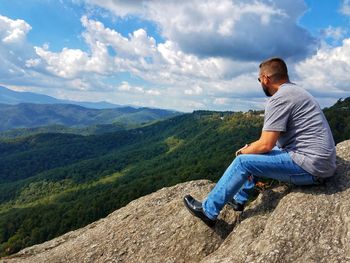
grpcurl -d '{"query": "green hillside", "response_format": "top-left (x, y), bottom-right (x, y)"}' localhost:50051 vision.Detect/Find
top-left (0, 111), bottom-right (263, 255)
top-left (0, 123), bottom-right (126, 139)
top-left (0, 103), bottom-right (179, 133)
top-left (323, 97), bottom-right (350, 144)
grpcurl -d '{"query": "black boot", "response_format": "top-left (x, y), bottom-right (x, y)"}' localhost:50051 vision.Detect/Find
top-left (227, 199), bottom-right (245, 212)
top-left (183, 195), bottom-right (216, 227)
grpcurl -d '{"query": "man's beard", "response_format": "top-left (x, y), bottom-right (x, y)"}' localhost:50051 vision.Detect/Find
top-left (262, 84), bottom-right (272, 97)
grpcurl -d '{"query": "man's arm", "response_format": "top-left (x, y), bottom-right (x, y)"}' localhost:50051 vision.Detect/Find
top-left (239, 131), bottom-right (280, 155)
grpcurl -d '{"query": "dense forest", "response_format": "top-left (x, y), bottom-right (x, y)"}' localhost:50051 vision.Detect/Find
top-left (0, 97), bottom-right (348, 256)
top-left (0, 110), bottom-right (263, 255)
top-left (323, 97), bottom-right (350, 144)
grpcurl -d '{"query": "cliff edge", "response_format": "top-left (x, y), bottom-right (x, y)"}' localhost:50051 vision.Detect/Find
top-left (2, 140), bottom-right (350, 263)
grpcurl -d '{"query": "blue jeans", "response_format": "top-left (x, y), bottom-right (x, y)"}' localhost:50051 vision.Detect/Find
top-left (202, 148), bottom-right (319, 220)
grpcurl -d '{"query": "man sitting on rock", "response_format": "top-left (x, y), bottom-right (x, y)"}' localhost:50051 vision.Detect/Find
top-left (184, 57), bottom-right (337, 227)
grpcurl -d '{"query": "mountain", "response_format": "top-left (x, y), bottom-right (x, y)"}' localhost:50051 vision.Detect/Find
top-left (0, 86), bottom-right (60, 105)
top-left (0, 86), bottom-right (120, 109)
top-left (0, 124), bottom-right (125, 138)
top-left (3, 140), bottom-right (350, 263)
top-left (323, 97), bottom-right (350, 144)
top-left (0, 110), bottom-right (264, 255)
top-left (0, 103), bottom-right (180, 132)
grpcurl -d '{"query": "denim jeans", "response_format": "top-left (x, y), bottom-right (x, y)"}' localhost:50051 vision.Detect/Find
top-left (202, 148), bottom-right (319, 220)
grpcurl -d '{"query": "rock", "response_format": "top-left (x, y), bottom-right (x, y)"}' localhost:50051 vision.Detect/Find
top-left (2, 140), bottom-right (350, 263)
top-left (201, 140), bottom-right (350, 263)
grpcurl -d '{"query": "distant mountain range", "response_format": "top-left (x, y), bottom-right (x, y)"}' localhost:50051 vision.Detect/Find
top-left (0, 85), bottom-right (121, 109)
top-left (0, 103), bottom-right (180, 132)
top-left (0, 86), bottom-right (180, 134)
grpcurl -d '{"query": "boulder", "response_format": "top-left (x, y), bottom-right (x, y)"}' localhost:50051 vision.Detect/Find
top-left (201, 140), bottom-right (350, 263)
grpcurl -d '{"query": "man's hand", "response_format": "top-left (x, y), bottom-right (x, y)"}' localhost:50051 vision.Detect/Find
top-left (236, 131), bottom-right (281, 155)
top-left (235, 144), bottom-right (249, 157)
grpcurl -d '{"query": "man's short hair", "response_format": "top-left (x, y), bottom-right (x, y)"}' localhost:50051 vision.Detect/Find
top-left (259, 57), bottom-right (289, 82)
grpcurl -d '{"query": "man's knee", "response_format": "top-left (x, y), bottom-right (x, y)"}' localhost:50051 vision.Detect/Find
top-left (234, 154), bottom-right (253, 169)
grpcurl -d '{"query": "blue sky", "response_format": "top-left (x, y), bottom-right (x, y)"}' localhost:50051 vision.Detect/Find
top-left (0, 0), bottom-right (350, 111)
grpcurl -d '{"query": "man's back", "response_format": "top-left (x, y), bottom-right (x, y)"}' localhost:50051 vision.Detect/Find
top-left (263, 83), bottom-right (336, 178)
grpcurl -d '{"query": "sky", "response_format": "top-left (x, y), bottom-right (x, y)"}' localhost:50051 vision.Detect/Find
top-left (0, 0), bottom-right (350, 112)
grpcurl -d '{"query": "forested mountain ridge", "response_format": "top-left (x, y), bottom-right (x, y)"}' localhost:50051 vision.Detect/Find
top-left (0, 86), bottom-right (119, 109)
top-left (0, 110), bottom-right (263, 255)
top-left (323, 97), bottom-right (350, 143)
top-left (0, 103), bottom-right (179, 133)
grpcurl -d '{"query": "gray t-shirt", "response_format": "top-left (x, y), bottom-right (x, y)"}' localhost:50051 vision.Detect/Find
top-left (263, 83), bottom-right (336, 178)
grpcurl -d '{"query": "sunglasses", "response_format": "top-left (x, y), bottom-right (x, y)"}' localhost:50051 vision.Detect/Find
top-left (258, 75), bottom-right (271, 83)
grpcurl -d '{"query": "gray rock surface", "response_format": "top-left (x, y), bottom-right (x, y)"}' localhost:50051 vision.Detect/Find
top-left (201, 140), bottom-right (350, 263)
top-left (2, 140), bottom-right (350, 263)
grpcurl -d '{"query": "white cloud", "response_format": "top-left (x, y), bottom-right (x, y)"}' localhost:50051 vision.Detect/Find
top-left (86, 0), bottom-right (145, 17)
top-left (81, 16), bottom-right (157, 58)
top-left (185, 85), bottom-right (203, 95)
top-left (32, 16), bottom-right (158, 79)
top-left (117, 81), bottom-right (160, 96)
top-left (29, 15), bottom-right (251, 95)
top-left (147, 89), bottom-right (161, 95)
top-left (0, 15), bottom-right (39, 86)
top-left (88, 0), bottom-right (316, 61)
top-left (118, 81), bottom-right (132, 91)
top-left (321, 26), bottom-right (347, 42)
top-left (0, 15), bottom-right (32, 44)
top-left (31, 17), bottom-right (117, 79)
top-left (25, 58), bottom-right (41, 68)
top-left (34, 47), bottom-right (90, 78)
top-left (118, 81), bottom-right (144, 93)
top-left (213, 98), bottom-right (230, 105)
top-left (295, 38), bottom-right (350, 97)
top-left (340, 0), bottom-right (350, 15)
top-left (186, 100), bottom-right (206, 109)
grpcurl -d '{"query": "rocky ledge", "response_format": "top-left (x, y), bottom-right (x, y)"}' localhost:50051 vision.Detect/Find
top-left (2, 140), bottom-right (350, 263)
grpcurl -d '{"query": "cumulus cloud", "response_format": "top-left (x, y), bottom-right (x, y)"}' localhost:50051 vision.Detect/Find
top-left (0, 15), bottom-right (32, 43)
top-left (81, 16), bottom-right (157, 58)
top-left (86, 0), bottom-right (145, 17)
top-left (30, 15), bottom-right (250, 90)
top-left (31, 17), bottom-right (116, 79)
top-left (0, 15), bottom-right (38, 86)
top-left (88, 0), bottom-right (317, 61)
top-left (185, 85), bottom-right (203, 95)
top-left (213, 97), bottom-right (230, 105)
top-left (295, 38), bottom-right (350, 98)
top-left (321, 26), bottom-right (347, 46)
top-left (31, 16), bottom-right (159, 79)
top-left (118, 81), bottom-right (145, 93)
top-left (118, 81), bottom-right (161, 95)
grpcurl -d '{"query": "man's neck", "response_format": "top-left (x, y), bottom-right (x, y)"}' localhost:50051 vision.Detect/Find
top-left (273, 80), bottom-right (290, 94)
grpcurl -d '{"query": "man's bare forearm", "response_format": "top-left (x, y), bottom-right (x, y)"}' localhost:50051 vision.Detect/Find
top-left (238, 130), bottom-right (280, 155)
top-left (240, 140), bottom-right (272, 155)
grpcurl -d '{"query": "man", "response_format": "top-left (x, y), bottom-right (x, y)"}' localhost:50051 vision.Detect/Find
top-left (183, 57), bottom-right (337, 227)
